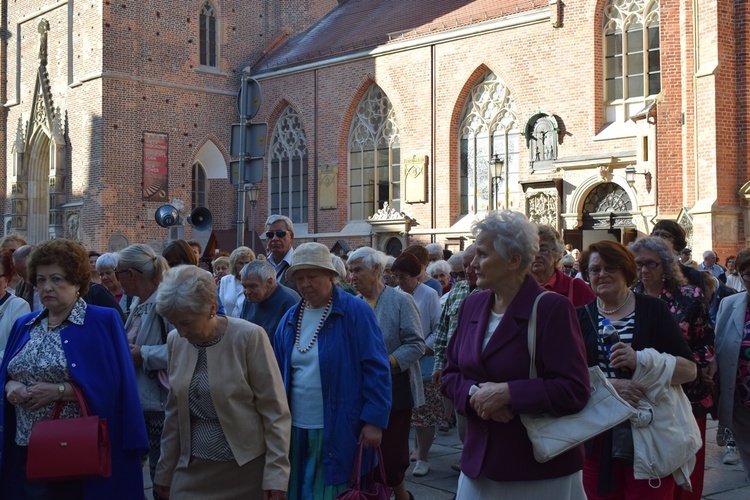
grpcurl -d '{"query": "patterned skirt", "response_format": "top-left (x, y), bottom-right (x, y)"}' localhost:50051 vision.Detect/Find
top-left (411, 381), bottom-right (444, 427)
top-left (288, 427), bottom-right (348, 500)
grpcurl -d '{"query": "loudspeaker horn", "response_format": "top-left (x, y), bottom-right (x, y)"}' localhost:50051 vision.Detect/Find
top-left (155, 205), bottom-right (179, 227)
top-left (187, 207), bottom-right (212, 231)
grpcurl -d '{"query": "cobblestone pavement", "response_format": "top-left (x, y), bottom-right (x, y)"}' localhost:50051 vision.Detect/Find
top-left (144, 419), bottom-right (750, 499)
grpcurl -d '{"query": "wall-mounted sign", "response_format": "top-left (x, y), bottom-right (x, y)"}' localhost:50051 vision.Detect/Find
top-left (143, 132), bottom-right (169, 201)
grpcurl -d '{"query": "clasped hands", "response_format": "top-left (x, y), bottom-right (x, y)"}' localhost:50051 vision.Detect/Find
top-left (5, 380), bottom-right (60, 411)
top-left (469, 381), bottom-right (514, 423)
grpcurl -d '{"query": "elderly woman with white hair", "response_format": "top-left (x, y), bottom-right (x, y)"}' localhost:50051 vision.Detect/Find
top-left (274, 243), bottom-right (392, 500)
top-left (219, 246), bottom-right (255, 318)
top-left (427, 259), bottom-right (452, 298)
top-left (442, 210), bottom-right (590, 499)
top-left (96, 252), bottom-right (129, 313)
top-left (347, 247), bottom-right (426, 498)
top-left (153, 266), bottom-right (290, 499)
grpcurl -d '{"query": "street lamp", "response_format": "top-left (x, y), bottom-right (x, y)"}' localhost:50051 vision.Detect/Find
top-left (490, 154), bottom-right (504, 210)
top-left (625, 164), bottom-right (652, 193)
top-left (247, 184), bottom-right (259, 254)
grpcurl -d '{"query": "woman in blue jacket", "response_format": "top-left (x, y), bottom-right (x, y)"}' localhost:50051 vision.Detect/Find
top-left (0, 239), bottom-right (148, 499)
top-left (274, 242), bottom-right (392, 500)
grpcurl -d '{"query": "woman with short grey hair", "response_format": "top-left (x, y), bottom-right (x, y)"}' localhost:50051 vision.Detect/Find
top-left (383, 255), bottom-right (397, 287)
top-left (97, 252), bottom-right (129, 312)
top-left (153, 266), bottom-right (291, 499)
top-left (443, 210), bottom-right (590, 498)
top-left (219, 247), bottom-right (255, 318)
top-left (115, 243), bottom-right (171, 497)
top-left (427, 260), bottom-right (452, 297)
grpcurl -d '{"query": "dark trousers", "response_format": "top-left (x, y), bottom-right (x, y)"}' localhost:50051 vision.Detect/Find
top-left (1, 445), bottom-right (83, 500)
top-left (379, 408), bottom-right (412, 487)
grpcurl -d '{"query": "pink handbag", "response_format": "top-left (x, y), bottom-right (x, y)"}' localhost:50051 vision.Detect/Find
top-left (335, 443), bottom-right (392, 500)
top-left (26, 383), bottom-right (111, 481)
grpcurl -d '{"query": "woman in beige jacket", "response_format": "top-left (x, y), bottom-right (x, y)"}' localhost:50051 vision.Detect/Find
top-left (153, 265), bottom-right (291, 499)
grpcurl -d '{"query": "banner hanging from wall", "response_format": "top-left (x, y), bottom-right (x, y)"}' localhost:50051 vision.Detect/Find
top-left (142, 132), bottom-right (169, 201)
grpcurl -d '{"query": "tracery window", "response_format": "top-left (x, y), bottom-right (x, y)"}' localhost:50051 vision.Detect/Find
top-left (348, 85), bottom-right (400, 220)
top-left (199, 2), bottom-right (218, 67)
top-left (458, 72), bottom-right (520, 214)
top-left (604, 0), bottom-right (660, 123)
top-left (269, 107), bottom-right (308, 223)
top-left (192, 162), bottom-right (206, 208)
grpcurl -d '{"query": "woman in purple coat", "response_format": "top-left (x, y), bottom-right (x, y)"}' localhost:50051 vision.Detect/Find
top-left (441, 210), bottom-right (590, 499)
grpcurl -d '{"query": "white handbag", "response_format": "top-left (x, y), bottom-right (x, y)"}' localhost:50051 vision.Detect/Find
top-left (520, 292), bottom-right (638, 463)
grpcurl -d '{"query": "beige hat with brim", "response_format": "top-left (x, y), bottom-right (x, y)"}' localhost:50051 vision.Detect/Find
top-left (286, 242), bottom-right (341, 281)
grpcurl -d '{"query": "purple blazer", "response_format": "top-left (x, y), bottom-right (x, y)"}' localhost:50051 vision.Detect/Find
top-left (441, 275), bottom-right (590, 481)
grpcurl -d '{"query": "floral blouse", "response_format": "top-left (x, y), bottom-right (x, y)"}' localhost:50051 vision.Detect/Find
top-left (6, 299), bottom-right (87, 445)
top-left (633, 283), bottom-right (715, 416)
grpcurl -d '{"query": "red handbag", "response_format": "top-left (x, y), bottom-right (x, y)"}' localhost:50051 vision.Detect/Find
top-left (26, 382), bottom-right (111, 481)
top-left (335, 443), bottom-right (392, 500)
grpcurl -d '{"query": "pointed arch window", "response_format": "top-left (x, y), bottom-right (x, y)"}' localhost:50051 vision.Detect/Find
top-left (269, 107), bottom-right (308, 223)
top-left (604, 0), bottom-right (660, 123)
top-left (200, 2), bottom-right (218, 67)
top-left (349, 85), bottom-right (400, 220)
top-left (192, 162), bottom-right (207, 208)
top-left (458, 72), bottom-right (520, 215)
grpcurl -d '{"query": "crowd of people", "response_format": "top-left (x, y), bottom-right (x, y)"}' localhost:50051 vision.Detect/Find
top-left (0, 211), bottom-right (748, 499)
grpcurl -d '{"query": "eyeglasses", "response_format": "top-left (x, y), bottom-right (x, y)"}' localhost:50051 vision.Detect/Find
top-left (537, 248), bottom-right (552, 256)
top-left (636, 261), bottom-right (660, 270)
top-left (651, 230), bottom-right (675, 240)
top-left (450, 271), bottom-right (466, 279)
top-left (114, 267), bottom-right (142, 276)
top-left (741, 272), bottom-right (750, 281)
top-left (587, 266), bottom-right (620, 276)
top-left (266, 230), bottom-right (288, 239)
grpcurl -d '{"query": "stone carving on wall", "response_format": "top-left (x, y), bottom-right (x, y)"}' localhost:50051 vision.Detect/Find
top-left (318, 165), bottom-right (338, 209)
top-left (65, 212), bottom-right (80, 241)
top-left (369, 202), bottom-right (404, 221)
top-left (526, 190), bottom-right (559, 227)
top-left (523, 112), bottom-right (563, 171)
top-left (404, 155), bottom-right (428, 203)
top-left (583, 183), bottom-right (632, 213)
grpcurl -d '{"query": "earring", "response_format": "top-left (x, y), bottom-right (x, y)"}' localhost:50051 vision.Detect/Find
top-left (209, 314), bottom-right (215, 319)
top-left (662, 275), bottom-right (666, 282)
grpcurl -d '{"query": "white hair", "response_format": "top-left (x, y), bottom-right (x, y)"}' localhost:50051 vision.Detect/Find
top-left (265, 214), bottom-right (294, 234)
top-left (425, 243), bottom-right (443, 259)
top-left (347, 247), bottom-right (388, 278)
top-left (96, 253), bottom-right (119, 271)
top-left (472, 210), bottom-right (539, 273)
top-left (240, 259), bottom-right (276, 282)
top-left (427, 260), bottom-right (451, 277)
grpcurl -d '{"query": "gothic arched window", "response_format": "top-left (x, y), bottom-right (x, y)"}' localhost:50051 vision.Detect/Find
top-left (199, 2), bottom-right (218, 67)
top-left (348, 85), bottom-right (400, 220)
top-left (458, 72), bottom-right (520, 214)
top-left (192, 162), bottom-right (207, 209)
top-left (604, 0), bottom-right (660, 123)
top-left (269, 107), bottom-right (308, 223)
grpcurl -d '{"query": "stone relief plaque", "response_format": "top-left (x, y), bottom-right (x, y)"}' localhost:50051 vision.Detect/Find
top-left (404, 155), bottom-right (428, 204)
top-left (319, 165), bottom-right (338, 210)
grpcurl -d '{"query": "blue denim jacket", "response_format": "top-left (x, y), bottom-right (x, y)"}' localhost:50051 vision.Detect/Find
top-left (274, 285), bottom-right (392, 485)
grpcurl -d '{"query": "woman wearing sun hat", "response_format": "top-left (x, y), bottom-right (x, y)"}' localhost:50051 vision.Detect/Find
top-left (273, 242), bottom-right (392, 500)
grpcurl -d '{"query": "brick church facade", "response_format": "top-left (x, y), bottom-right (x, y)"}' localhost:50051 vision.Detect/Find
top-left (2, 0), bottom-right (749, 259)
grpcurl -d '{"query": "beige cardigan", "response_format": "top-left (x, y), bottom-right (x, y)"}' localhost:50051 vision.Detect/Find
top-left (155, 317), bottom-right (291, 491)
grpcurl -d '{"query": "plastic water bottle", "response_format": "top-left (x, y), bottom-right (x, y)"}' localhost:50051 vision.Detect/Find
top-left (599, 318), bottom-right (632, 379)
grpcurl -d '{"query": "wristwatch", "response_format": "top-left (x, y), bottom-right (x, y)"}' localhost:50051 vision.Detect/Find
top-left (57, 383), bottom-right (66, 400)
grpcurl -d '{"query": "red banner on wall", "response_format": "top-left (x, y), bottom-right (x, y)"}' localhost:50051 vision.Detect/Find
top-left (142, 132), bottom-right (169, 201)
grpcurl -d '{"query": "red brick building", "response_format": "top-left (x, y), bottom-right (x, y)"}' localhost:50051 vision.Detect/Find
top-left (2, 0), bottom-right (749, 259)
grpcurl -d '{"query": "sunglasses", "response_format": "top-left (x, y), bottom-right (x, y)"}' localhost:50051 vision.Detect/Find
top-left (266, 230), bottom-right (288, 239)
top-left (450, 271), bottom-right (466, 279)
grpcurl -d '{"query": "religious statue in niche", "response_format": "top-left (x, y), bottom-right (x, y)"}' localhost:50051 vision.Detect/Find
top-left (66, 212), bottom-right (80, 241)
top-left (524, 113), bottom-right (561, 170)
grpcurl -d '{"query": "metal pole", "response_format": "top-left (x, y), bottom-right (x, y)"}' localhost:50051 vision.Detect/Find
top-left (250, 197), bottom-right (256, 255)
top-left (236, 76), bottom-right (249, 248)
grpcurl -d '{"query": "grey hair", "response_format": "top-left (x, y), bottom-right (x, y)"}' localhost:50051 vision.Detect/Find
top-left (240, 259), bottom-right (276, 282)
top-left (537, 225), bottom-right (565, 261)
top-left (155, 265), bottom-right (217, 318)
top-left (229, 246), bottom-right (255, 279)
top-left (629, 236), bottom-right (687, 289)
top-left (425, 243), bottom-right (443, 259)
top-left (265, 214), bottom-right (294, 234)
top-left (427, 260), bottom-right (451, 277)
top-left (347, 247), bottom-right (388, 278)
top-left (703, 250), bottom-right (715, 260)
top-left (116, 243), bottom-right (169, 287)
top-left (472, 210), bottom-right (539, 273)
top-left (331, 255), bottom-right (347, 280)
top-left (447, 252), bottom-right (464, 268)
top-left (96, 253), bottom-right (119, 271)
top-left (561, 254), bottom-right (575, 266)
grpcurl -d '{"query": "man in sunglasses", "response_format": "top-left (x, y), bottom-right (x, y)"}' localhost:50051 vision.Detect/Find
top-left (265, 214), bottom-right (297, 292)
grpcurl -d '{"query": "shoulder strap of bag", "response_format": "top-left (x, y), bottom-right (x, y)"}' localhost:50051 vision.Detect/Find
top-left (159, 315), bottom-right (168, 344)
top-left (527, 291), bottom-right (552, 378)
